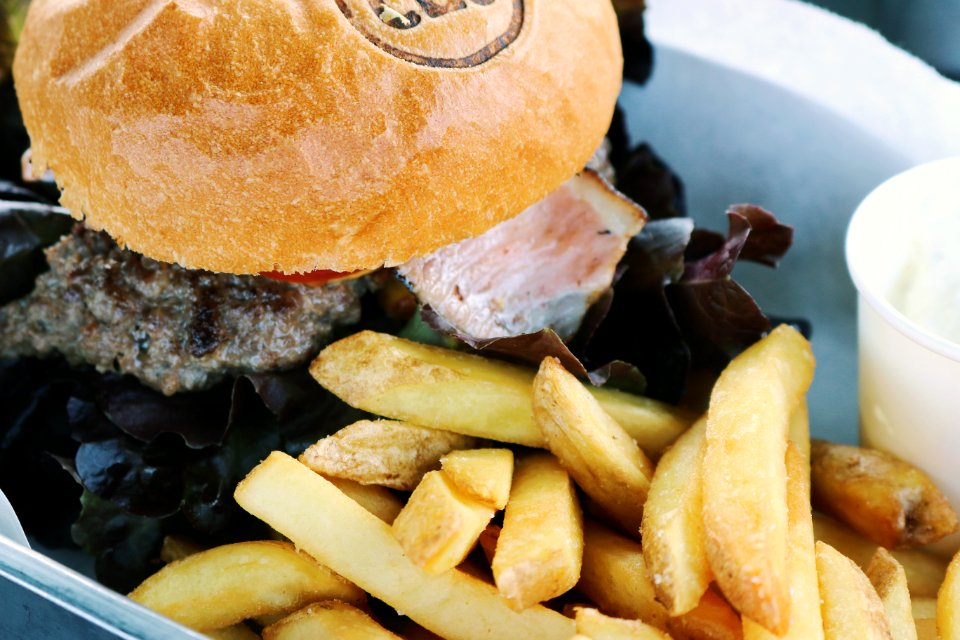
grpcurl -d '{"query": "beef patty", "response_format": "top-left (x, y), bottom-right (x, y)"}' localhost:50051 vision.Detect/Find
top-left (0, 227), bottom-right (362, 394)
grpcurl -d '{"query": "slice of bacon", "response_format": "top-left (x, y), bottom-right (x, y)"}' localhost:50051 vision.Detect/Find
top-left (398, 171), bottom-right (648, 341)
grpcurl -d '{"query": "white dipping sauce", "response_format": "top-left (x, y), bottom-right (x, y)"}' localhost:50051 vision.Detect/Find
top-left (891, 210), bottom-right (960, 346)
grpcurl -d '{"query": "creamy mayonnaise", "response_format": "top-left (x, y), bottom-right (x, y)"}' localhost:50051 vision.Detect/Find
top-left (890, 211), bottom-right (960, 346)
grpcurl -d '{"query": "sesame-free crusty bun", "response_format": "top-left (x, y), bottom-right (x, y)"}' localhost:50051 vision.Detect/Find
top-left (13, 0), bottom-right (622, 274)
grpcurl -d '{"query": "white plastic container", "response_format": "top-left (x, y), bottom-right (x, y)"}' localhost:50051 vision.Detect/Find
top-left (846, 157), bottom-right (960, 531)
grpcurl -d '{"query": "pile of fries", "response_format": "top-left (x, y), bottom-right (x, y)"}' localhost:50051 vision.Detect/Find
top-left (128, 326), bottom-right (960, 640)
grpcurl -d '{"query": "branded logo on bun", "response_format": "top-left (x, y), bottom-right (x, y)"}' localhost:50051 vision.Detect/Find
top-left (335, 0), bottom-right (524, 68)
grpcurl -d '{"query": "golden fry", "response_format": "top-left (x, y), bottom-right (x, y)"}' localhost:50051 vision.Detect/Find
top-left (810, 440), bottom-right (959, 548)
top-left (865, 548), bottom-right (917, 640)
top-left (206, 624), bottom-right (261, 640)
top-left (742, 444), bottom-right (823, 640)
top-left (702, 325), bottom-right (815, 634)
top-left (812, 513), bottom-right (947, 598)
top-left (235, 452), bottom-right (575, 640)
top-left (913, 597), bottom-right (937, 621)
top-left (667, 587), bottom-right (743, 640)
top-left (573, 607), bottom-right (671, 640)
top-left (640, 417), bottom-right (709, 616)
top-left (938, 551), bottom-right (960, 640)
top-left (915, 619), bottom-right (937, 640)
top-left (578, 520), bottom-right (668, 629)
top-left (300, 419), bottom-right (475, 490)
top-left (262, 601), bottom-right (401, 640)
top-left (159, 535), bottom-right (205, 564)
top-left (128, 540), bottom-right (364, 632)
top-left (816, 541), bottom-right (893, 640)
top-left (391, 470), bottom-right (494, 574)
top-left (311, 331), bottom-right (692, 452)
top-left (533, 356), bottom-right (652, 533)
top-left (440, 448), bottom-right (514, 510)
top-left (493, 453), bottom-right (583, 610)
top-left (325, 476), bottom-right (404, 524)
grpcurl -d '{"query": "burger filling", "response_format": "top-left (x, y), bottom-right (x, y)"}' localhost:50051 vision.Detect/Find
top-left (0, 226), bottom-right (362, 395)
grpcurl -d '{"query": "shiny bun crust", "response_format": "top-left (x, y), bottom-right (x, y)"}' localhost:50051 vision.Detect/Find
top-left (14, 0), bottom-right (622, 274)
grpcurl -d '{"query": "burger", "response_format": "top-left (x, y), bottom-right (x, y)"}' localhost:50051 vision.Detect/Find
top-left (0, 0), bottom-right (789, 591)
top-left (4, 0), bottom-right (635, 393)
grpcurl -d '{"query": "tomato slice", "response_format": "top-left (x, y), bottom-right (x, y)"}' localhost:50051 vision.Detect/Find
top-left (259, 269), bottom-right (361, 285)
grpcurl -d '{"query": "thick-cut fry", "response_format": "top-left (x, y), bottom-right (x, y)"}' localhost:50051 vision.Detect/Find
top-left (668, 588), bottom-right (743, 640)
top-left (938, 551), bottom-right (960, 640)
top-left (128, 541), bottom-right (365, 632)
top-left (532, 356), bottom-right (653, 533)
top-left (578, 520), bottom-right (668, 629)
top-left (573, 607), bottom-right (671, 640)
top-left (812, 513), bottom-right (947, 597)
top-left (492, 453), bottom-right (584, 610)
top-left (440, 448), bottom-right (514, 510)
top-left (311, 331), bottom-right (693, 452)
top-left (913, 597), bottom-right (937, 621)
top-left (300, 419), bottom-right (476, 490)
top-left (787, 401), bottom-right (810, 461)
top-left (325, 476), bottom-right (404, 524)
top-left (235, 452), bottom-right (576, 640)
top-left (915, 619), bottom-right (937, 640)
top-left (816, 541), bottom-right (893, 640)
top-left (640, 417), bottom-right (709, 616)
top-left (159, 535), bottom-right (205, 564)
top-left (262, 601), bottom-right (401, 640)
top-left (206, 624), bottom-right (261, 640)
top-left (810, 440), bottom-right (959, 549)
top-left (866, 548), bottom-right (917, 640)
top-left (743, 444), bottom-right (823, 640)
top-left (391, 470), bottom-right (495, 574)
top-left (912, 597), bottom-right (937, 621)
top-left (702, 325), bottom-right (815, 635)
top-left (477, 524), bottom-right (500, 567)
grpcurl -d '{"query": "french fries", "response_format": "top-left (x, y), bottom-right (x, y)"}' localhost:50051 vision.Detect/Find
top-left (667, 588), bottom-right (744, 640)
top-left (311, 331), bottom-right (693, 452)
top-left (492, 453), bottom-right (584, 610)
top-left (128, 540), bottom-right (365, 632)
top-left (440, 448), bottom-right (514, 510)
top-left (810, 440), bottom-right (959, 548)
top-left (938, 551), bottom-right (960, 640)
top-left (532, 356), bottom-right (653, 533)
top-left (578, 520), bottom-right (668, 629)
top-left (702, 325), bottom-right (815, 634)
top-left (235, 451), bottom-right (576, 640)
top-left (262, 601), bottom-right (401, 640)
top-left (865, 548), bottom-right (917, 640)
top-left (300, 419), bottom-right (476, 490)
top-left (573, 607), bottom-right (671, 640)
top-left (913, 597), bottom-right (938, 621)
top-left (325, 476), bottom-right (405, 524)
top-left (742, 444), bottom-right (823, 640)
top-left (206, 624), bottom-right (261, 640)
top-left (115, 317), bottom-right (960, 640)
top-left (812, 513), bottom-right (947, 598)
top-left (159, 534), bottom-right (205, 563)
top-left (640, 417), bottom-right (709, 616)
top-left (815, 541), bottom-right (893, 640)
top-left (391, 470), bottom-right (495, 574)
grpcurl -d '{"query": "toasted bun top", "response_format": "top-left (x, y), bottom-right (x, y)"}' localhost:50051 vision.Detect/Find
top-left (13, 0), bottom-right (622, 274)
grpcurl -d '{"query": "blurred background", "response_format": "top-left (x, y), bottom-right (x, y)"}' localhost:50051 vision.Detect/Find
top-left (810, 0), bottom-right (960, 78)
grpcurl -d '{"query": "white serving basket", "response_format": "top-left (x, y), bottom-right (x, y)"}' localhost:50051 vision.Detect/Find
top-left (3, 0), bottom-right (960, 635)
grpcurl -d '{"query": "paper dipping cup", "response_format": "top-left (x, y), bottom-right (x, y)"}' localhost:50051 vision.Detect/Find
top-left (846, 156), bottom-right (960, 552)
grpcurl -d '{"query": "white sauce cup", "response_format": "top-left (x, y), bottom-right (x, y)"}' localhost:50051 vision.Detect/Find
top-left (846, 156), bottom-right (960, 553)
